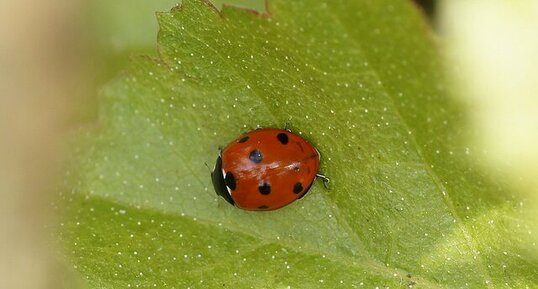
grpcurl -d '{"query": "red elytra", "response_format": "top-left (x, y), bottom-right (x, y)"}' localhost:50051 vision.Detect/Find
top-left (211, 128), bottom-right (327, 211)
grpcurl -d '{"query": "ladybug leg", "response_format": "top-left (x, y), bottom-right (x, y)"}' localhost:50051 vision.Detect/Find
top-left (207, 147), bottom-right (224, 173)
top-left (283, 122), bottom-right (292, 132)
top-left (316, 173), bottom-right (330, 189)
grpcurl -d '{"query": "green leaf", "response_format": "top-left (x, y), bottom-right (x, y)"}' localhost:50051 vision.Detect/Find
top-left (60, 0), bottom-right (538, 288)
top-left (86, 0), bottom-right (264, 92)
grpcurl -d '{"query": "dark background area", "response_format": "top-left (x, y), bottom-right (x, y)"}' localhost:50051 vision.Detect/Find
top-left (414, 0), bottom-right (437, 21)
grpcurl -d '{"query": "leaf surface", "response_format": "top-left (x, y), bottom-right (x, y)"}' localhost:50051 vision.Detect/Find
top-left (61, 0), bottom-right (538, 288)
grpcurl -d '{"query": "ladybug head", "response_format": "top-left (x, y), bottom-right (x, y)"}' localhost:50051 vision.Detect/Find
top-left (211, 154), bottom-right (235, 206)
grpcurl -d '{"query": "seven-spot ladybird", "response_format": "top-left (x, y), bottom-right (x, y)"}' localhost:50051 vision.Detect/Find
top-left (211, 128), bottom-right (328, 211)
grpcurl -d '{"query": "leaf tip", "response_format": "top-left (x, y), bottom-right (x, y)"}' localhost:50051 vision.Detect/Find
top-left (161, 0), bottom-right (270, 23)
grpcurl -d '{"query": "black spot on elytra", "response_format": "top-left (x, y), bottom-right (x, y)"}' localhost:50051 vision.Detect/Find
top-left (297, 180), bottom-right (314, 199)
top-left (258, 183), bottom-right (271, 195)
top-left (277, 133), bottom-right (289, 144)
top-left (258, 205), bottom-right (269, 210)
top-left (249, 149), bottom-right (263, 163)
top-left (293, 165), bottom-right (300, 171)
top-left (224, 172), bottom-right (236, 190)
top-left (293, 182), bottom-right (303, 194)
top-left (238, 136), bottom-right (249, 143)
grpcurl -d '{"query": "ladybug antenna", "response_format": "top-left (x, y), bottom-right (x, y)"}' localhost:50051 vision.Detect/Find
top-left (204, 162), bottom-right (213, 173)
top-left (316, 173), bottom-right (330, 189)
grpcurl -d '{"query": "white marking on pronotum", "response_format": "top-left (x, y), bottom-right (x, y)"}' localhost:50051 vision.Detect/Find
top-left (223, 170), bottom-right (233, 197)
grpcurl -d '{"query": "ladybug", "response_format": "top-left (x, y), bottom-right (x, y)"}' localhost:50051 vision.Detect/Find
top-left (211, 128), bottom-right (329, 211)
